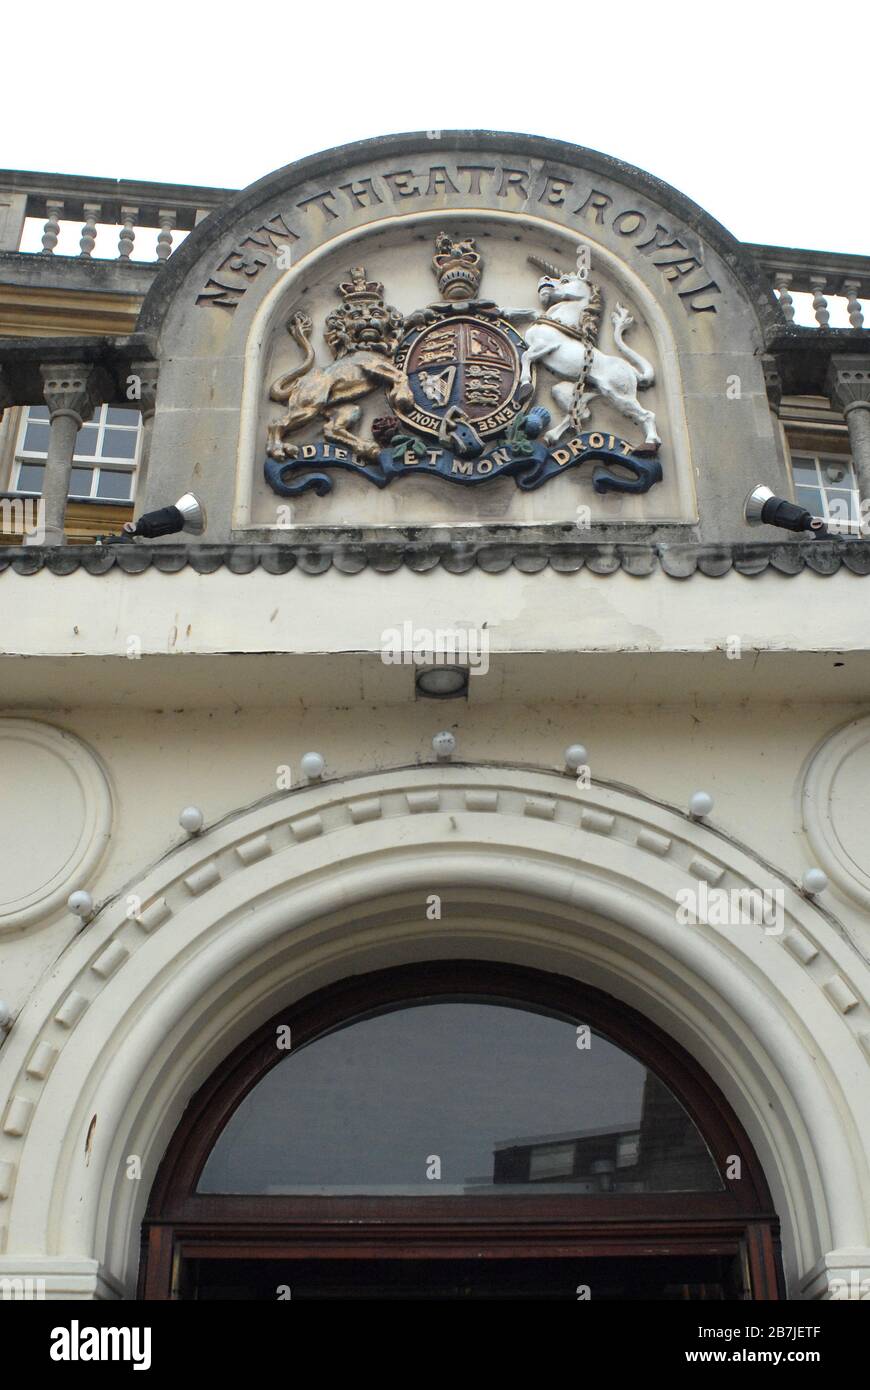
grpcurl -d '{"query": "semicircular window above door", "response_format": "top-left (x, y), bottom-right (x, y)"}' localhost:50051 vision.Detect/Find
top-left (198, 1001), bottom-right (723, 1196)
top-left (142, 962), bottom-right (781, 1301)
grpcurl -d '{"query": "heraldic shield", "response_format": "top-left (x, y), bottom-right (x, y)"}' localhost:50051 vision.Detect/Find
top-left (393, 315), bottom-right (531, 440)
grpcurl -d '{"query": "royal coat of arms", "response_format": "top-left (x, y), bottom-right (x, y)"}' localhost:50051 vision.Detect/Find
top-left (264, 231), bottom-right (663, 498)
top-left (393, 314), bottom-right (528, 448)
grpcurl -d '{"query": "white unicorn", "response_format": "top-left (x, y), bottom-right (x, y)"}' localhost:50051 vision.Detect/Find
top-left (507, 249), bottom-right (660, 450)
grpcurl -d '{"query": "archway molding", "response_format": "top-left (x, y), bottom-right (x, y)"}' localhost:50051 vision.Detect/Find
top-left (0, 762), bottom-right (868, 1299)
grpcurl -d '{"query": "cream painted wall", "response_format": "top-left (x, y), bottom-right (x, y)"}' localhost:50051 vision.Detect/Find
top-left (1, 567), bottom-right (869, 658)
top-left (1, 697), bottom-right (868, 1010)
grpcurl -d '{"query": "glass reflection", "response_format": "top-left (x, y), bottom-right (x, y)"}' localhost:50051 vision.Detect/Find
top-left (198, 1002), bottom-right (722, 1195)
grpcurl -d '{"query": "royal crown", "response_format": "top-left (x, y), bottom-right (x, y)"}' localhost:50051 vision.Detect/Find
top-left (432, 232), bottom-right (483, 300)
top-left (337, 266), bottom-right (387, 307)
top-left (324, 265), bottom-right (404, 359)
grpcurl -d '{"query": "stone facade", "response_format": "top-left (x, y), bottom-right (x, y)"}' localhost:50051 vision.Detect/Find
top-left (0, 133), bottom-right (869, 1302)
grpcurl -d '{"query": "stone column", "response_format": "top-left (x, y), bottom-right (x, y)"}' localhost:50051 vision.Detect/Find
top-left (826, 356), bottom-right (870, 506)
top-left (129, 361), bottom-right (159, 511)
top-left (39, 365), bottom-right (102, 546)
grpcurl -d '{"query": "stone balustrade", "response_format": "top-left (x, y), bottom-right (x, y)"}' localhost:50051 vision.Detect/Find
top-left (747, 243), bottom-right (870, 331)
top-left (0, 171), bottom-right (232, 261)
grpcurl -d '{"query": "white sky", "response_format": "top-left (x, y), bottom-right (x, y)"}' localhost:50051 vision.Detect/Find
top-left (3, 0), bottom-right (867, 255)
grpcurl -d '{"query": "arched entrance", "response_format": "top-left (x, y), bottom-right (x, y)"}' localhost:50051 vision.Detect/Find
top-left (141, 961), bottom-right (782, 1300)
top-left (1, 764), bottom-right (867, 1299)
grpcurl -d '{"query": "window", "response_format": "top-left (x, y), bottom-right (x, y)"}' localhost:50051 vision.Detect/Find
top-left (13, 404), bottom-right (141, 502)
top-left (198, 1001), bottom-right (722, 1196)
top-left (141, 963), bottom-right (782, 1300)
top-left (790, 451), bottom-right (860, 530)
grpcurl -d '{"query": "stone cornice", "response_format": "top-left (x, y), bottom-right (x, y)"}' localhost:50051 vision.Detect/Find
top-left (763, 328), bottom-right (870, 394)
top-left (1, 540), bottom-right (868, 578)
top-left (0, 331), bottom-right (157, 405)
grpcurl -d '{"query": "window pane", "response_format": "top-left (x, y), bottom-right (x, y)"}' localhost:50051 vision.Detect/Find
top-left (790, 456), bottom-right (818, 486)
top-left (27, 404), bottom-right (50, 421)
top-left (22, 421), bottom-right (50, 453)
top-left (825, 490), bottom-right (857, 525)
top-left (105, 405), bottom-right (140, 427)
top-left (95, 468), bottom-right (133, 501)
top-left (198, 1002), bottom-right (723, 1196)
top-left (820, 459), bottom-right (851, 487)
top-left (101, 426), bottom-right (138, 460)
top-left (74, 426), bottom-right (98, 458)
top-left (795, 484), bottom-right (824, 515)
top-left (69, 467), bottom-right (93, 497)
top-left (16, 462), bottom-right (45, 493)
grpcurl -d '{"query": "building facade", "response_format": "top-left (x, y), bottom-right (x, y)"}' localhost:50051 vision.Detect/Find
top-left (0, 132), bottom-right (869, 1301)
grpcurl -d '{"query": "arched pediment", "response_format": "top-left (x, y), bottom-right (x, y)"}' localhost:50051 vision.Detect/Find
top-left (132, 132), bottom-right (785, 544)
top-left (138, 132), bottom-right (775, 340)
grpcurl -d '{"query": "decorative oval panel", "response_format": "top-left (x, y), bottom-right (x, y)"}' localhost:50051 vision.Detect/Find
top-left (802, 716), bottom-right (870, 910)
top-left (0, 720), bottom-right (112, 932)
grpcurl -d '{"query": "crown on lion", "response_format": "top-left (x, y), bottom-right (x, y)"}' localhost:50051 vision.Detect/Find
top-left (324, 265), bottom-right (404, 359)
top-left (337, 266), bottom-right (387, 307)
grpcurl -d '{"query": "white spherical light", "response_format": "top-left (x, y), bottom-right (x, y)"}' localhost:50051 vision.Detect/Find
top-left (179, 805), bottom-right (204, 834)
top-left (432, 730), bottom-right (456, 758)
top-left (802, 867), bottom-right (828, 896)
top-left (300, 751), bottom-right (326, 781)
top-left (67, 889), bottom-right (94, 919)
top-left (688, 791), bottom-right (714, 819)
top-left (565, 744), bottom-right (589, 771)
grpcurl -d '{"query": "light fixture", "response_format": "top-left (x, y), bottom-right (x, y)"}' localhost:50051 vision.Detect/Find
top-left (802, 867), bottom-right (828, 896)
top-left (564, 744), bottom-right (589, 771)
top-left (432, 730), bottom-right (456, 759)
top-left (300, 751), bottom-right (326, 780)
top-left (744, 484), bottom-right (826, 536)
top-left (98, 493), bottom-right (207, 544)
top-left (688, 791), bottom-right (714, 820)
top-left (179, 805), bottom-right (204, 835)
top-left (416, 666), bottom-right (469, 699)
top-left (67, 889), bottom-right (94, 919)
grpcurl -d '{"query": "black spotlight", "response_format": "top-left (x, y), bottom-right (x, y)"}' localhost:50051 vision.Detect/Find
top-left (744, 485), bottom-right (827, 536)
top-left (100, 493), bottom-right (207, 544)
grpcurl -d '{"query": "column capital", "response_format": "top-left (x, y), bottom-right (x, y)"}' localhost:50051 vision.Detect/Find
top-left (129, 360), bottom-right (159, 420)
top-left (826, 355), bottom-right (870, 415)
top-left (39, 363), bottom-right (104, 426)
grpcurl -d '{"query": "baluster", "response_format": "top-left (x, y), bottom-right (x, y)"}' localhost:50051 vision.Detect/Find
top-left (842, 279), bottom-right (865, 330)
top-left (118, 205), bottom-right (138, 261)
top-left (79, 202), bottom-right (101, 258)
top-left (773, 271), bottom-right (795, 322)
top-left (156, 208), bottom-right (176, 263)
top-left (809, 275), bottom-right (830, 329)
top-left (40, 200), bottom-right (63, 255)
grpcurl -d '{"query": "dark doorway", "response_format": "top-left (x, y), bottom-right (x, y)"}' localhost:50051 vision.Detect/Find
top-left (188, 1252), bottom-right (747, 1300)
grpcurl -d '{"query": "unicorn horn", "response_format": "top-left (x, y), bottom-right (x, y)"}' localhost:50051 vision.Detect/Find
top-left (527, 254), bottom-right (566, 278)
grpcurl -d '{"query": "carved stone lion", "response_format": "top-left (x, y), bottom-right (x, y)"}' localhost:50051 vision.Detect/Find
top-left (266, 269), bottom-right (414, 463)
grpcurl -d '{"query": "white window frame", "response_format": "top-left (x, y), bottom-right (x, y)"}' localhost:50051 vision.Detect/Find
top-left (789, 450), bottom-right (861, 534)
top-left (12, 404), bottom-right (142, 503)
